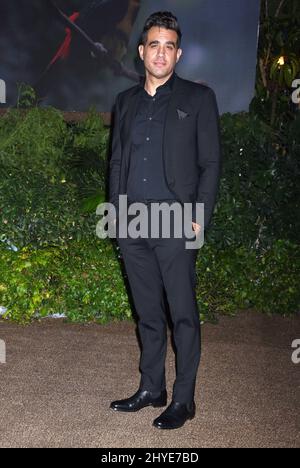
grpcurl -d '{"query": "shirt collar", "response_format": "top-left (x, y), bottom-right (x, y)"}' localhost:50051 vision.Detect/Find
top-left (139, 71), bottom-right (176, 96)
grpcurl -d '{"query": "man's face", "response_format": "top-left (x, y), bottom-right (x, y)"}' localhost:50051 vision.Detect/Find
top-left (138, 26), bottom-right (182, 79)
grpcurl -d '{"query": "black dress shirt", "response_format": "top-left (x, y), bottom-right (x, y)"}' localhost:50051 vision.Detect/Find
top-left (126, 72), bottom-right (178, 203)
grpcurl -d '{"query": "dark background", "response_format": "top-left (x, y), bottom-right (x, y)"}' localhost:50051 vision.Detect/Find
top-left (0, 0), bottom-right (261, 113)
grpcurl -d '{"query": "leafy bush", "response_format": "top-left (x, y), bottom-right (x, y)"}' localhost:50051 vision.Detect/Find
top-left (64, 107), bottom-right (110, 204)
top-left (0, 107), bottom-right (68, 175)
top-left (0, 239), bottom-right (131, 324)
top-left (0, 239), bottom-right (298, 324)
top-left (209, 112), bottom-right (300, 249)
top-left (0, 107), bottom-right (108, 248)
top-left (196, 240), bottom-right (300, 321)
top-left (0, 107), bottom-right (299, 323)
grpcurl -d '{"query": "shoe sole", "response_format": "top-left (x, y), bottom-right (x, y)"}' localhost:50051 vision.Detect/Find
top-left (152, 412), bottom-right (195, 430)
top-left (110, 401), bottom-right (167, 412)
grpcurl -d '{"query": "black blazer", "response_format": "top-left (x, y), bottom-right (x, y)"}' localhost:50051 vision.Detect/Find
top-left (109, 73), bottom-right (222, 230)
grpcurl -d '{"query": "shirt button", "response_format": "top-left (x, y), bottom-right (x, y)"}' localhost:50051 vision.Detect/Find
top-left (143, 178), bottom-right (147, 182)
top-left (146, 137), bottom-right (150, 141)
top-left (144, 157), bottom-right (147, 161)
top-left (149, 117), bottom-right (152, 120)
top-left (152, 98), bottom-right (156, 102)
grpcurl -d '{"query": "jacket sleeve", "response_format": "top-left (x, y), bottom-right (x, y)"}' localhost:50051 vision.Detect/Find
top-left (109, 94), bottom-right (122, 213)
top-left (193, 87), bottom-right (222, 229)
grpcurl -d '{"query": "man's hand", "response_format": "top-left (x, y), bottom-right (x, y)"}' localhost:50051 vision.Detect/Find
top-left (192, 222), bottom-right (201, 236)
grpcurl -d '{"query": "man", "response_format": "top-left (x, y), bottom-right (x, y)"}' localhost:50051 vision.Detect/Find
top-left (109, 11), bottom-right (221, 429)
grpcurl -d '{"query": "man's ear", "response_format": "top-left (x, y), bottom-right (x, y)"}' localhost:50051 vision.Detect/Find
top-left (138, 44), bottom-right (144, 61)
top-left (176, 48), bottom-right (183, 63)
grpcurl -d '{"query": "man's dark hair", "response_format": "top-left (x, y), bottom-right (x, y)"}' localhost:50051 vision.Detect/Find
top-left (139, 11), bottom-right (182, 48)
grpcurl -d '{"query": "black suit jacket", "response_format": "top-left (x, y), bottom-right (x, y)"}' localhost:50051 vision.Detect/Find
top-left (109, 73), bottom-right (222, 230)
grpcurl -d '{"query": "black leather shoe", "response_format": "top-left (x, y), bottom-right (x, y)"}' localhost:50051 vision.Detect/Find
top-left (110, 389), bottom-right (167, 412)
top-left (152, 400), bottom-right (196, 429)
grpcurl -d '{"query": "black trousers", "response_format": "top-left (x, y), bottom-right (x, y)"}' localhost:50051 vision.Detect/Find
top-left (116, 200), bottom-right (201, 404)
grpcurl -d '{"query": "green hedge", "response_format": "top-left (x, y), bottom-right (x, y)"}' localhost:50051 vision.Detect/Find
top-left (210, 112), bottom-right (300, 249)
top-left (0, 107), bottom-right (108, 248)
top-left (0, 107), bottom-right (299, 323)
top-left (0, 239), bottom-right (298, 324)
top-left (0, 240), bottom-right (130, 324)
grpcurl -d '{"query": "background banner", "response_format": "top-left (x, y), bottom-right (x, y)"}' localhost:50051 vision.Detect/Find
top-left (0, 0), bottom-right (261, 113)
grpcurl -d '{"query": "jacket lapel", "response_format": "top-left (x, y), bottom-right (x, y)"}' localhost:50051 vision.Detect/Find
top-left (162, 75), bottom-right (186, 184)
top-left (121, 87), bottom-right (141, 168)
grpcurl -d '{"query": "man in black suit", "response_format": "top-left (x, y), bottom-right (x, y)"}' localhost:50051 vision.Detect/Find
top-left (109, 11), bottom-right (221, 429)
